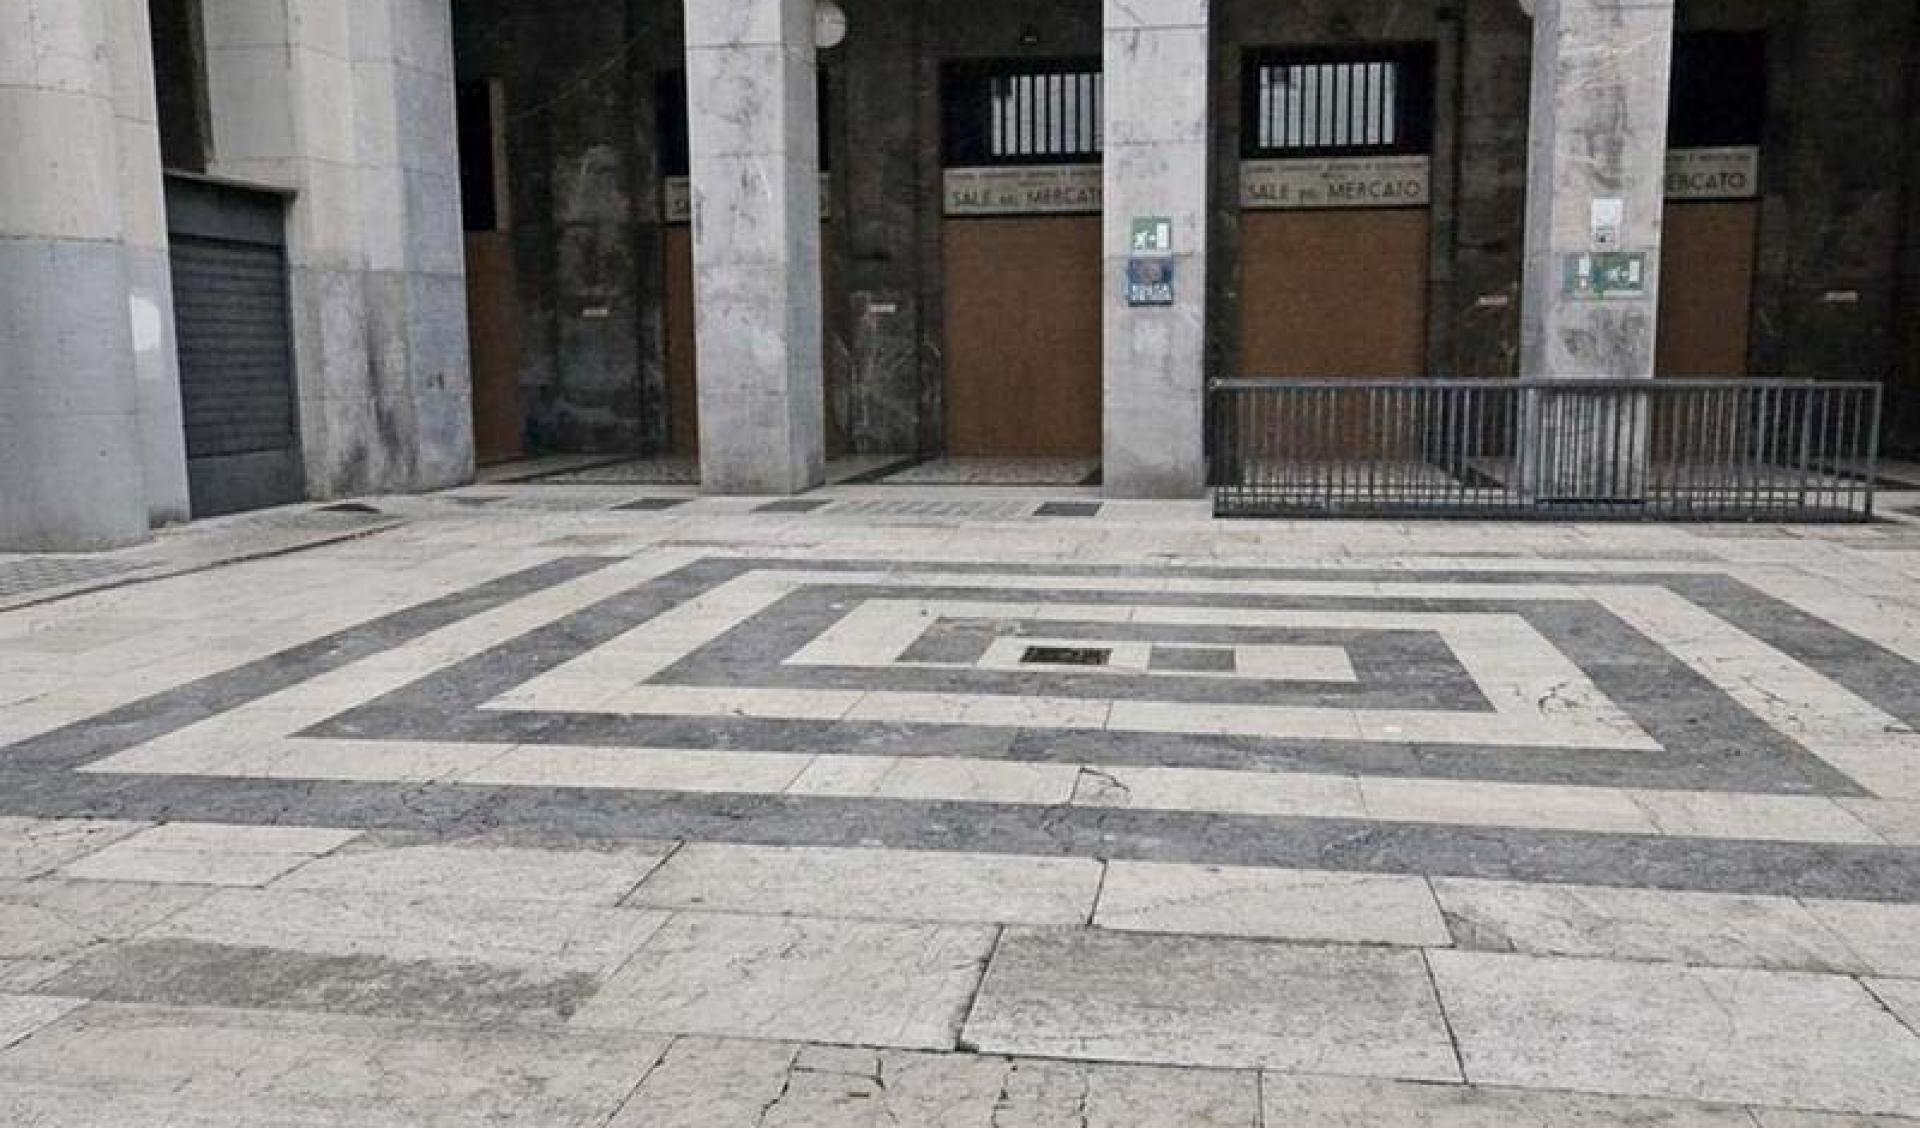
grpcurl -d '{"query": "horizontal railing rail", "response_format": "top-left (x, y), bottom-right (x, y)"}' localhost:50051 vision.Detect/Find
top-left (1209, 377), bottom-right (1883, 521)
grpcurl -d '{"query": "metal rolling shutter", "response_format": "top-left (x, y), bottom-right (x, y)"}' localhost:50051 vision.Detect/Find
top-left (164, 177), bottom-right (304, 517)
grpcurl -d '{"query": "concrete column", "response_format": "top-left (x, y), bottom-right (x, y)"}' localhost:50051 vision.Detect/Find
top-left (351, 0), bottom-right (476, 493)
top-left (201, 0), bottom-right (473, 500)
top-left (1101, 0), bottom-right (1210, 499)
top-left (1520, 0), bottom-right (1674, 378)
top-left (1518, 0), bottom-right (1674, 498)
top-left (111, 0), bottom-right (193, 527)
top-left (0, 0), bottom-right (150, 550)
top-left (685, 0), bottom-right (825, 494)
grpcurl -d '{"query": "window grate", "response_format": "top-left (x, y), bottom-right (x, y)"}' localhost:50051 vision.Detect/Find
top-left (1242, 46), bottom-right (1434, 159)
top-left (988, 70), bottom-right (1102, 160)
top-left (944, 59), bottom-right (1104, 167)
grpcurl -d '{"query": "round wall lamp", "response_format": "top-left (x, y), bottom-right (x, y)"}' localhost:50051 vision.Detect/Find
top-left (816, 1), bottom-right (848, 49)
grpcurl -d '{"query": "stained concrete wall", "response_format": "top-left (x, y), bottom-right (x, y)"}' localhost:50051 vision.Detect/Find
top-left (113, 0), bottom-right (194, 527)
top-left (452, 0), bottom-right (672, 455)
top-left (452, 0), bottom-right (1920, 460)
top-left (200, 0), bottom-right (473, 500)
top-left (1899, 18), bottom-right (1920, 450)
top-left (0, 0), bottom-right (153, 550)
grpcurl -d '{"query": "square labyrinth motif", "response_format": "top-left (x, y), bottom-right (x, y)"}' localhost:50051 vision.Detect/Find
top-left (48, 554), bottom-right (1920, 803)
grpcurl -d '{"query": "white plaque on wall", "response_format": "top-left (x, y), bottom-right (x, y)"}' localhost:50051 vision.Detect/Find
top-left (942, 165), bottom-right (1103, 217)
top-left (1664, 146), bottom-right (1760, 201)
top-left (1240, 155), bottom-right (1432, 210)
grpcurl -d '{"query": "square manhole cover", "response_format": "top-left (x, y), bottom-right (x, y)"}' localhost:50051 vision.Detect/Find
top-left (1022, 646), bottom-right (1111, 667)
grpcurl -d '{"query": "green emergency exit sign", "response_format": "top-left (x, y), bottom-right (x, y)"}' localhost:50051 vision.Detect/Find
top-left (1130, 216), bottom-right (1173, 254)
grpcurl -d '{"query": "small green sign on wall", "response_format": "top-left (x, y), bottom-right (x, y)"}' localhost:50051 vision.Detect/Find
top-left (1130, 216), bottom-right (1173, 254)
top-left (1562, 251), bottom-right (1648, 300)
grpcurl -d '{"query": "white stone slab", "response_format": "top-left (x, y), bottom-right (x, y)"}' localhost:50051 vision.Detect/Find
top-left (59, 822), bottom-right (361, 886)
top-left (571, 912), bottom-right (995, 1049)
top-left (0, 817), bottom-right (147, 880)
top-left (1095, 861), bottom-right (1449, 946)
top-left (1837, 800), bottom-right (1920, 847)
top-left (1800, 899), bottom-right (1920, 979)
top-left (611, 1036), bottom-right (1262, 1127)
top-left (271, 840), bottom-right (674, 905)
top-left (1432, 877), bottom-right (1867, 973)
top-left (1629, 792), bottom-right (1883, 846)
top-left (1751, 1112), bottom-right (1920, 1128)
top-left (459, 745), bottom-right (812, 794)
top-left (1260, 1073), bottom-right (1759, 1127)
top-left (629, 844), bottom-right (1101, 925)
top-left (144, 888), bottom-right (670, 976)
top-left (0, 960), bottom-right (67, 993)
top-left (788, 755), bottom-right (1079, 805)
top-left (1365, 778), bottom-right (1660, 835)
top-left (109, 822), bottom-right (360, 855)
top-left (1430, 950), bottom-right (1920, 1116)
top-left (962, 927), bottom-right (1460, 1078)
top-left (0, 994), bottom-right (82, 1050)
top-left (1073, 765), bottom-right (1368, 818)
top-left (1869, 978), bottom-right (1920, 1034)
top-left (0, 879), bottom-right (213, 961)
top-left (0, 1002), bottom-right (669, 1126)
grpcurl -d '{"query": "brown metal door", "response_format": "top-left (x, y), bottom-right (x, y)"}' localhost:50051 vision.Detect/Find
top-left (664, 226), bottom-right (699, 456)
top-left (465, 232), bottom-right (523, 465)
top-left (942, 216), bottom-right (1103, 457)
top-left (1656, 201), bottom-right (1758, 376)
top-left (1238, 209), bottom-right (1430, 378)
top-left (1236, 209), bottom-right (1430, 460)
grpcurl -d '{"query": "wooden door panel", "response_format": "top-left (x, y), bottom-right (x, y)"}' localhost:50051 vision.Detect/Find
top-left (942, 217), bottom-right (1103, 458)
top-left (1657, 201), bottom-right (1758, 377)
top-left (1238, 209), bottom-right (1430, 379)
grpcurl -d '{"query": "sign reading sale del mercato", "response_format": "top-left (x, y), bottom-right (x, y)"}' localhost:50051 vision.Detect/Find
top-left (943, 165), bottom-right (1103, 216)
top-left (1240, 155), bottom-right (1431, 210)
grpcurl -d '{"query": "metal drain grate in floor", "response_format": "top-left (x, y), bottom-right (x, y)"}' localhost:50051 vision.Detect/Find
top-left (1035, 501), bottom-right (1103, 518)
top-left (614, 498), bottom-right (691, 512)
top-left (755, 499), bottom-right (834, 515)
top-left (825, 499), bottom-right (1037, 520)
top-left (1022, 646), bottom-right (1112, 667)
top-left (0, 558), bottom-right (148, 599)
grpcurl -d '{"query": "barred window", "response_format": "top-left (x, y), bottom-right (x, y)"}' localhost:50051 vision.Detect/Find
top-left (988, 70), bottom-right (1102, 159)
top-left (944, 60), bottom-right (1103, 167)
top-left (1243, 46), bottom-right (1433, 158)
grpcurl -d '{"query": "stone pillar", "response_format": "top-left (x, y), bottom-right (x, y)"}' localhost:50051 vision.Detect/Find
top-left (1518, 0), bottom-right (1674, 499)
top-left (1101, 0), bottom-right (1210, 499)
top-left (0, 0), bottom-right (150, 550)
top-left (686, 0), bottom-right (826, 494)
top-left (352, 0), bottom-right (477, 493)
top-left (201, 0), bottom-right (473, 500)
top-left (111, 0), bottom-right (193, 527)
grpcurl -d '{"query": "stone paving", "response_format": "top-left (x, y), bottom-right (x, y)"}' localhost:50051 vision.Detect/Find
top-left (3, 482), bottom-right (1920, 1124)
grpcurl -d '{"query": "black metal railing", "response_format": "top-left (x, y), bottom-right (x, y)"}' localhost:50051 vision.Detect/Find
top-left (1210, 378), bottom-right (1883, 521)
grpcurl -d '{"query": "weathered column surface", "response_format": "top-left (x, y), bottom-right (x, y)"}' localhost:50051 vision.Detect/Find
top-left (202, 0), bottom-right (473, 500)
top-left (0, 0), bottom-right (150, 550)
top-left (687, 0), bottom-right (825, 494)
top-left (111, 0), bottom-right (192, 527)
top-left (1518, 0), bottom-right (1675, 499)
top-left (1101, 0), bottom-right (1210, 499)
top-left (1520, 0), bottom-right (1674, 377)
